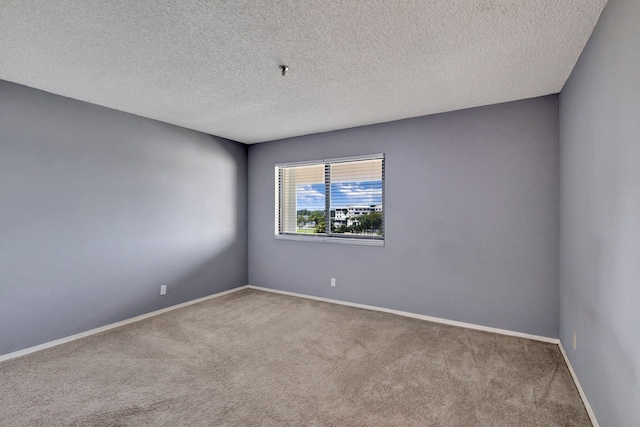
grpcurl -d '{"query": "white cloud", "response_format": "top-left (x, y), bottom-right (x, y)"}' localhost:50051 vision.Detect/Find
top-left (333, 182), bottom-right (382, 206)
top-left (296, 185), bottom-right (325, 210)
top-left (336, 183), bottom-right (381, 197)
top-left (296, 185), bottom-right (324, 203)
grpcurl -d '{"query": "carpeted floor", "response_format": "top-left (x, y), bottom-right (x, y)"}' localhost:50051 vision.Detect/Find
top-left (0, 289), bottom-right (590, 426)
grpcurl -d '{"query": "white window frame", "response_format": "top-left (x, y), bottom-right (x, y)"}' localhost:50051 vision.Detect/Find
top-left (275, 154), bottom-right (385, 246)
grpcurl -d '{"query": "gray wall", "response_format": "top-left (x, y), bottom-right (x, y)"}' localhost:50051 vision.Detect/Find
top-left (249, 96), bottom-right (560, 338)
top-left (0, 81), bottom-right (248, 356)
top-left (559, 0), bottom-right (640, 425)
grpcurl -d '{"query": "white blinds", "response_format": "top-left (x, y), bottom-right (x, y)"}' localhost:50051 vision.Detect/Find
top-left (329, 159), bottom-right (383, 210)
top-left (278, 164), bottom-right (325, 234)
top-left (329, 158), bottom-right (383, 236)
top-left (330, 159), bottom-right (383, 183)
top-left (276, 154), bottom-right (384, 240)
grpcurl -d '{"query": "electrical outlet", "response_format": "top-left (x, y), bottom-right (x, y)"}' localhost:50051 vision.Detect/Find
top-left (572, 333), bottom-right (577, 350)
top-left (331, 278), bottom-right (336, 287)
top-left (160, 285), bottom-right (167, 296)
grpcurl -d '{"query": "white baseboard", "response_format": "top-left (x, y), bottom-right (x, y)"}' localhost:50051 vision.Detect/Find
top-left (558, 341), bottom-right (599, 427)
top-left (249, 286), bottom-right (603, 423)
top-left (247, 286), bottom-right (603, 425)
top-left (0, 285), bottom-right (249, 363)
top-left (247, 285), bottom-right (560, 344)
top-left (2, 283), bottom-right (596, 426)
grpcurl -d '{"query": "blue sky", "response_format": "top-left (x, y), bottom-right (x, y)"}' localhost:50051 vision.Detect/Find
top-left (296, 181), bottom-right (382, 211)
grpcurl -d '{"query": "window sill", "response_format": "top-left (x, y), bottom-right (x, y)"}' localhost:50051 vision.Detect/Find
top-left (275, 234), bottom-right (384, 246)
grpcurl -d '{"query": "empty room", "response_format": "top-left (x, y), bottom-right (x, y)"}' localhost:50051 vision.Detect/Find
top-left (1, 0), bottom-right (638, 426)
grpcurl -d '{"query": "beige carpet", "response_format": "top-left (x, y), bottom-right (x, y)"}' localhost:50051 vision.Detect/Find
top-left (0, 289), bottom-right (590, 426)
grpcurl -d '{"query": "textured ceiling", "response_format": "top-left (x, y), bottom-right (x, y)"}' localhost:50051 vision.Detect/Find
top-left (0, 1), bottom-right (606, 144)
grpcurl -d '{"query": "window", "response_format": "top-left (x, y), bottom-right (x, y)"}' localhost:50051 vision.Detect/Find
top-left (275, 154), bottom-right (384, 245)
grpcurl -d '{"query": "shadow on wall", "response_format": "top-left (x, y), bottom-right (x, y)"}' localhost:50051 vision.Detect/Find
top-left (91, 135), bottom-right (246, 327)
top-left (0, 80), bottom-right (247, 356)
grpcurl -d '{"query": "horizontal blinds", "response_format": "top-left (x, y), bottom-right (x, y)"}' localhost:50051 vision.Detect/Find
top-left (283, 164), bottom-right (324, 184)
top-left (330, 159), bottom-right (383, 208)
top-left (329, 158), bottom-right (384, 238)
top-left (329, 159), bottom-right (383, 183)
top-left (277, 155), bottom-right (383, 239)
top-left (279, 164), bottom-right (325, 234)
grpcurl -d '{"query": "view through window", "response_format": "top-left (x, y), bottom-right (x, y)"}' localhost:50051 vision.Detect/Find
top-left (276, 155), bottom-right (384, 242)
